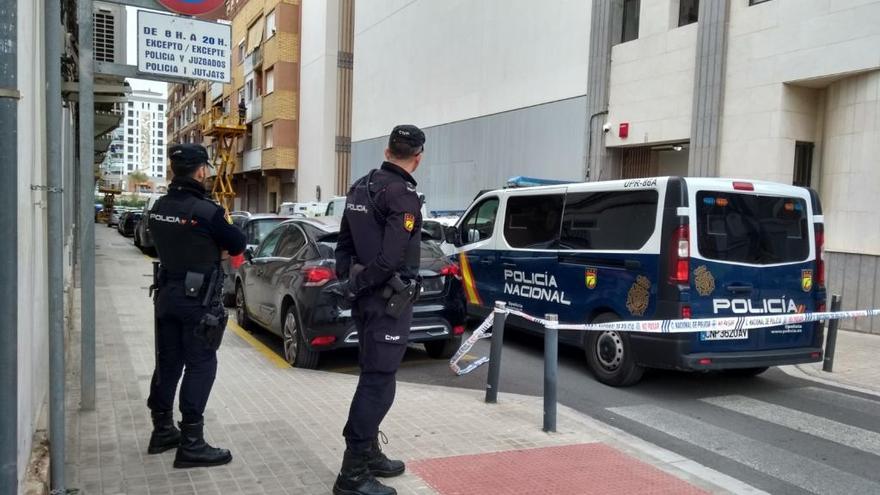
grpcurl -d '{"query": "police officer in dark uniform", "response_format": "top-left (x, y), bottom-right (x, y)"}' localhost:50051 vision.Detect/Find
top-left (146, 143), bottom-right (246, 469)
top-left (332, 125), bottom-right (426, 495)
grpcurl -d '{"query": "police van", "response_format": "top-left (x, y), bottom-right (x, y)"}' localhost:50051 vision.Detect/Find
top-left (449, 177), bottom-right (826, 386)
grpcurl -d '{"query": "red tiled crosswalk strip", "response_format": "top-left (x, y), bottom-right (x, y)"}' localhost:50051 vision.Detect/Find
top-left (410, 442), bottom-right (709, 495)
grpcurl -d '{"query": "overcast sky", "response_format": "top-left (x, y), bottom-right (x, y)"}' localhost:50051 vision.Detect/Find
top-left (125, 6), bottom-right (168, 96)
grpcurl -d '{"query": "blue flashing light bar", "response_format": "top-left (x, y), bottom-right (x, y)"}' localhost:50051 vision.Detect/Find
top-left (505, 176), bottom-right (579, 188)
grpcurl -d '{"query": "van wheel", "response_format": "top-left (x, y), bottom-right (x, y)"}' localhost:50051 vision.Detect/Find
top-left (724, 367), bottom-right (769, 377)
top-left (282, 305), bottom-right (319, 369)
top-left (424, 336), bottom-right (462, 359)
top-left (585, 313), bottom-right (644, 387)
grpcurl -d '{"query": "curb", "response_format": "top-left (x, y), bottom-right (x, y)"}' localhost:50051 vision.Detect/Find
top-left (778, 364), bottom-right (880, 399)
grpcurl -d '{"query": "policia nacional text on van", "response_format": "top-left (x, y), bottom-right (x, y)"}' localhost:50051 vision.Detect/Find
top-left (331, 125), bottom-right (426, 495)
top-left (450, 176), bottom-right (826, 386)
top-left (146, 144), bottom-right (246, 468)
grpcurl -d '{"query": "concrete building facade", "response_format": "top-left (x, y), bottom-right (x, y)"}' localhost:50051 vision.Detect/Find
top-left (123, 90), bottom-right (167, 182)
top-left (351, 0), bottom-right (880, 332)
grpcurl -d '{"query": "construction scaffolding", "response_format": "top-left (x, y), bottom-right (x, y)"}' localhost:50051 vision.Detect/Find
top-left (200, 106), bottom-right (246, 211)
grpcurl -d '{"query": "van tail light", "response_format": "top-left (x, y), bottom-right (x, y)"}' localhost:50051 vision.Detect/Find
top-left (230, 254), bottom-right (245, 270)
top-left (815, 225), bottom-right (825, 289)
top-left (453, 325), bottom-right (465, 336)
top-left (732, 181), bottom-right (754, 191)
top-left (440, 263), bottom-right (461, 280)
top-left (303, 266), bottom-right (336, 287)
top-left (669, 225), bottom-right (690, 284)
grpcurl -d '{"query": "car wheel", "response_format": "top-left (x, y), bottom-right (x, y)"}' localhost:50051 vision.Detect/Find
top-left (134, 231), bottom-right (141, 248)
top-left (281, 305), bottom-right (319, 369)
top-left (222, 291), bottom-right (236, 307)
top-left (235, 283), bottom-right (255, 330)
top-left (585, 313), bottom-right (644, 387)
top-left (424, 335), bottom-right (462, 359)
top-left (723, 367), bottom-right (769, 377)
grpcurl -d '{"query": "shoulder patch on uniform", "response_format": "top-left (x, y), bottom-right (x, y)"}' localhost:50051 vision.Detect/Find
top-left (404, 213), bottom-right (415, 232)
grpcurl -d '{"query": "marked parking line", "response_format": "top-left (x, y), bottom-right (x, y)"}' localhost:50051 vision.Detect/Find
top-left (227, 320), bottom-right (290, 369)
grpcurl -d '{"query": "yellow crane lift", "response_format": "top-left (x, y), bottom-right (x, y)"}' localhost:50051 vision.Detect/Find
top-left (200, 106), bottom-right (246, 212)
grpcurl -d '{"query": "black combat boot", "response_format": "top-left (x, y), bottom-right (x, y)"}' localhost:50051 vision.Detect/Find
top-left (147, 411), bottom-right (181, 455)
top-left (173, 421), bottom-right (232, 469)
top-left (366, 432), bottom-right (405, 477)
top-left (333, 450), bottom-right (397, 495)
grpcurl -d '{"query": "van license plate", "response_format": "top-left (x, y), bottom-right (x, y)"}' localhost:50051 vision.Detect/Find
top-left (700, 329), bottom-right (748, 341)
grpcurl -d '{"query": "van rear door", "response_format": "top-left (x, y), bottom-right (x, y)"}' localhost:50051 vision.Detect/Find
top-left (688, 181), bottom-right (815, 353)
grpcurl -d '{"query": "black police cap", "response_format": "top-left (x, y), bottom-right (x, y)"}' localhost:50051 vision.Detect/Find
top-left (169, 143), bottom-right (212, 174)
top-left (389, 124), bottom-right (425, 150)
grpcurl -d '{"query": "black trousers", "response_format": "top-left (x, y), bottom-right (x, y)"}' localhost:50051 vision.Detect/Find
top-left (146, 281), bottom-right (217, 424)
top-left (342, 294), bottom-right (411, 453)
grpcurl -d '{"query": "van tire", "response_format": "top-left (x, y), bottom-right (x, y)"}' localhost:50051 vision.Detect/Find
top-left (585, 313), bottom-right (644, 387)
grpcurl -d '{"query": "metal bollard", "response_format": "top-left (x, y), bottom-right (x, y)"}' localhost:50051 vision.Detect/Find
top-left (543, 313), bottom-right (558, 433)
top-left (823, 294), bottom-right (842, 372)
top-left (485, 301), bottom-right (508, 403)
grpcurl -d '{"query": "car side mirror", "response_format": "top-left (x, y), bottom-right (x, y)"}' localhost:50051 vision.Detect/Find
top-left (444, 226), bottom-right (459, 245)
top-left (244, 247), bottom-right (254, 262)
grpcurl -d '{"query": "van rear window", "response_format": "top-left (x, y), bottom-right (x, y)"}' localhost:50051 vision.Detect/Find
top-left (696, 192), bottom-right (809, 264)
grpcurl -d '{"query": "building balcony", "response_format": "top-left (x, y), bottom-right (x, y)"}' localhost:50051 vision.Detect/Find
top-left (242, 149), bottom-right (262, 173)
top-left (246, 97), bottom-right (262, 123)
top-left (243, 47), bottom-right (263, 75)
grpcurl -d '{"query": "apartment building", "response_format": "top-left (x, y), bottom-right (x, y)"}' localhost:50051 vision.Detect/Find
top-left (122, 89), bottom-right (168, 184)
top-left (352, 0), bottom-right (880, 332)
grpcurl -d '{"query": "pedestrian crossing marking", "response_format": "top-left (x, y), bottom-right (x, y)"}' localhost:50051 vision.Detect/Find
top-left (796, 387), bottom-right (880, 417)
top-left (609, 404), bottom-right (880, 495)
top-left (701, 395), bottom-right (880, 458)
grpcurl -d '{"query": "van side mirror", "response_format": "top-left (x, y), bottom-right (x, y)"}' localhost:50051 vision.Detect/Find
top-left (444, 226), bottom-right (459, 245)
top-left (244, 247), bottom-right (254, 262)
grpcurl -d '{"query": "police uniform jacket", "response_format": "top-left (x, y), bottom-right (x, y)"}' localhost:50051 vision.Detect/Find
top-left (336, 162), bottom-right (422, 293)
top-left (149, 177), bottom-right (246, 275)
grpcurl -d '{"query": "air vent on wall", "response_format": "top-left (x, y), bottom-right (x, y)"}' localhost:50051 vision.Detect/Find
top-left (93, 2), bottom-right (127, 64)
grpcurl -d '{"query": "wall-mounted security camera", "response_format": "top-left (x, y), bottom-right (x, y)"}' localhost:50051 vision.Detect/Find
top-left (602, 123), bottom-right (612, 133)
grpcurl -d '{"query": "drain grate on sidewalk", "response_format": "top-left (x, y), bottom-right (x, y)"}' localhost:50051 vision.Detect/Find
top-left (410, 442), bottom-right (709, 495)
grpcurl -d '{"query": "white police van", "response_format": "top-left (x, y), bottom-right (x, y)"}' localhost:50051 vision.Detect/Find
top-left (450, 177), bottom-right (826, 386)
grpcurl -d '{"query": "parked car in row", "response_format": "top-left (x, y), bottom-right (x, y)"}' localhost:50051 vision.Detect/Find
top-left (134, 194), bottom-right (162, 256)
top-left (234, 217), bottom-right (467, 369)
top-left (221, 214), bottom-right (292, 305)
top-left (117, 211), bottom-right (142, 237)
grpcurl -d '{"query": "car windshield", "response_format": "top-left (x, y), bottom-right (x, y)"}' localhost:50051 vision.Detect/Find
top-left (696, 191), bottom-right (810, 264)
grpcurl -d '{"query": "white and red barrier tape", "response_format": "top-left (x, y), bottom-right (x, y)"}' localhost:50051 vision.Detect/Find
top-left (449, 306), bottom-right (880, 376)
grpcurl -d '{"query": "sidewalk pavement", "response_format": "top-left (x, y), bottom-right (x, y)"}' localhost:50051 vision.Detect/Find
top-left (63, 228), bottom-right (879, 494)
top-left (782, 329), bottom-right (880, 396)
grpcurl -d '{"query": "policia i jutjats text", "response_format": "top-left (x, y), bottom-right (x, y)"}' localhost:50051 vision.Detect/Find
top-left (449, 304), bottom-right (880, 376)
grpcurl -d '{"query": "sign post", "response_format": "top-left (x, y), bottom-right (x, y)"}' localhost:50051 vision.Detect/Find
top-left (137, 11), bottom-right (231, 83)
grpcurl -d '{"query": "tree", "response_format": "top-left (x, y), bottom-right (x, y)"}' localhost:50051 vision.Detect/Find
top-left (128, 171), bottom-right (149, 192)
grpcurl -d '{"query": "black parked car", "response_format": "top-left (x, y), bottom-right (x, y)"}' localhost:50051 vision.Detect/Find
top-left (118, 211), bottom-right (142, 237)
top-left (221, 214), bottom-right (292, 305)
top-left (234, 218), bottom-right (467, 368)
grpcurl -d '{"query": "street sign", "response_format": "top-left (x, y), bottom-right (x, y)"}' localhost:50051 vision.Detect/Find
top-left (156, 0), bottom-right (224, 16)
top-left (137, 11), bottom-right (231, 83)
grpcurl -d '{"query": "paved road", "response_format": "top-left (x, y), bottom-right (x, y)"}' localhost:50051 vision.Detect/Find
top-left (245, 308), bottom-right (880, 495)
top-left (120, 228), bottom-right (880, 495)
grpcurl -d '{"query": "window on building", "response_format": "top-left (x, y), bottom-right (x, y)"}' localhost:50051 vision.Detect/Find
top-left (793, 141), bottom-right (814, 187)
top-left (265, 67), bottom-right (275, 93)
top-left (246, 79), bottom-right (255, 101)
top-left (503, 194), bottom-right (564, 249)
top-left (238, 87), bottom-right (245, 104)
top-left (264, 124), bottom-right (274, 148)
top-left (238, 40), bottom-right (245, 64)
top-left (621, 0), bottom-right (640, 43)
top-left (158, 104), bottom-right (164, 111)
top-left (127, 119), bottom-right (133, 127)
top-left (127, 146), bottom-right (133, 153)
top-left (128, 110), bottom-right (134, 117)
top-left (127, 137), bottom-right (133, 144)
top-left (266, 10), bottom-right (277, 38)
top-left (678, 0), bottom-right (698, 26)
top-left (560, 190), bottom-right (659, 250)
top-left (127, 102), bottom-right (133, 107)
top-left (157, 139), bottom-right (164, 147)
top-left (158, 130), bottom-right (163, 138)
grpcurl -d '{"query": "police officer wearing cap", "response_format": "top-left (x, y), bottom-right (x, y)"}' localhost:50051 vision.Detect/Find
top-left (332, 125), bottom-right (426, 495)
top-left (145, 143), bottom-right (246, 469)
